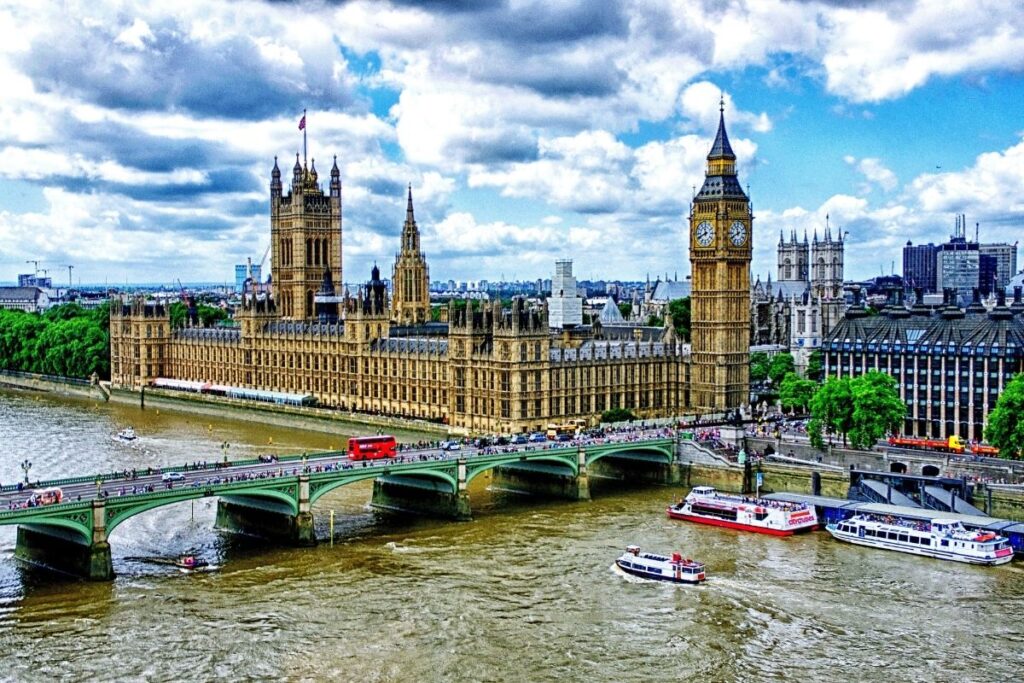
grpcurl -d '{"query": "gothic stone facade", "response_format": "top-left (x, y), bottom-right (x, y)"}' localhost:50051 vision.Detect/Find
top-left (111, 120), bottom-right (752, 433)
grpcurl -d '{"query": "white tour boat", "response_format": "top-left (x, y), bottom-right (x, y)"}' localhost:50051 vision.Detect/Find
top-left (826, 515), bottom-right (1014, 566)
top-left (667, 486), bottom-right (818, 536)
top-left (614, 545), bottom-right (706, 584)
top-left (116, 427), bottom-right (137, 441)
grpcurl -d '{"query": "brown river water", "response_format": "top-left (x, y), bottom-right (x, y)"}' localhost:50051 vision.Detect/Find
top-left (0, 389), bottom-right (1022, 682)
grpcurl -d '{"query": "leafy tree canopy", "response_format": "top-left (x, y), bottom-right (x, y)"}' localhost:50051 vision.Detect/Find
top-left (750, 352), bottom-right (770, 382)
top-left (985, 373), bottom-right (1024, 459)
top-left (667, 297), bottom-right (691, 341)
top-left (0, 304), bottom-right (109, 380)
top-left (767, 352), bottom-right (795, 385)
top-left (601, 408), bottom-right (636, 423)
top-left (806, 349), bottom-right (824, 382)
top-left (779, 372), bottom-right (816, 413)
top-left (808, 373), bottom-right (905, 450)
top-left (617, 302), bottom-right (632, 319)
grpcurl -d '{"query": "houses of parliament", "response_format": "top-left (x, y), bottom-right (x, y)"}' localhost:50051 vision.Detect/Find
top-left (110, 110), bottom-right (753, 433)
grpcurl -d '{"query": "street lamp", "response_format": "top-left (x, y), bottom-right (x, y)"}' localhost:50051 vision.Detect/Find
top-left (20, 459), bottom-right (32, 484)
top-left (221, 441), bottom-right (230, 464)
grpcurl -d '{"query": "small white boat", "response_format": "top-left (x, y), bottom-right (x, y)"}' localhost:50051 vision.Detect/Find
top-left (668, 486), bottom-right (818, 536)
top-left (826, 515), bottom-right (1014, 566)
top-left (117, 427), bottom-right (137, 441)
top-left (615, 545), bottom-right (706, 584)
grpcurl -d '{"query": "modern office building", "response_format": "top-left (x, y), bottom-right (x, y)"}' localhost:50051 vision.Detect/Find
top-left (824, 287), bottom-right (1024, 441)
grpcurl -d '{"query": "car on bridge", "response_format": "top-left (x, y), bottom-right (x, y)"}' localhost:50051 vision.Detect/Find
top-left (161, 472), bottom-right (186, 483)
top-left (528, 432), bottom-right (547, 443)
top-left (440, 441), bottom-right (462, 451)
top-left (510, 434), bottom-right (528, 445)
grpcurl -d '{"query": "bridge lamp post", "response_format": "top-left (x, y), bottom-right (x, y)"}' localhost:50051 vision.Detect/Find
top-left (221, 441), bottom-right (230, 464)
top-left (20, 459), bottom-right (32, 484)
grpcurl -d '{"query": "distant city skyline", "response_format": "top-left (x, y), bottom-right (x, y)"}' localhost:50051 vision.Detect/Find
top-left (0, 1), bottom-right (1022, 286)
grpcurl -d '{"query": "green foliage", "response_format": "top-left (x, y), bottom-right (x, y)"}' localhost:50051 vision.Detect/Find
top-left (0, 304), bottom-right (109, 380)
top-left (779, 372), bottom-right (816, 413)
top-left (985, 373), bottom-right (1024, 459)
top-left (601, 408), bottom-right (637, 423)
top-left (808, 373), bottom-right (905, 450)
top-left (169, 301), bottom-right (229, 329)
top-left (667, 297), bottom-right (690, 341)
top-left (646, 315), bottom-right (664, 327)
top-left (846, 372), bottom-right (905, 450)
top-left (806, 349), bottom-right (824, 382)
top-left (617, 302), bottom-right (632, 319)
top-left (750, 351), bottom-right (770, 382)
top-left (198, 304), bottom-right (228, 327)
top-left (808, 377), bottom-right (854, 449)
top-left (169, 302), bottom-right (187, 330)
top-left (767, 353), bottom-right (795, 385)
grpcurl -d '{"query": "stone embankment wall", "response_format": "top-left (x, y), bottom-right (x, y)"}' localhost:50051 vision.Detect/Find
top-left (108, 388), bottom-right (448, 437)
top-left (0, 371), bottom-right (107, 402)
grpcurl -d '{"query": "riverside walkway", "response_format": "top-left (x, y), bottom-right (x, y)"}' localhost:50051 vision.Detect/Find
top-left (0, 430), bottom-right (679, 580)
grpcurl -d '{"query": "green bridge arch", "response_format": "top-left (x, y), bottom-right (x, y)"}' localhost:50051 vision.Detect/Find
top-left (309, 465), bottom-right (459, 504)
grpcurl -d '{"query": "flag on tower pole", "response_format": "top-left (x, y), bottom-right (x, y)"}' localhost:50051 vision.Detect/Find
top-left (300, 109), bottom-right (307, 169)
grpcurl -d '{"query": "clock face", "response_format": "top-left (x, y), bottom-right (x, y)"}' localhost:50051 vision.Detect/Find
top-left (729, 220), bottom-right (746, 246)
top-left (695, 221), bottom-right (715, 247)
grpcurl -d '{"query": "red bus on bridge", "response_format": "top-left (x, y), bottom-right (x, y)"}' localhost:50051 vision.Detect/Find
top-left (347, 435), bottom-right (397, 460)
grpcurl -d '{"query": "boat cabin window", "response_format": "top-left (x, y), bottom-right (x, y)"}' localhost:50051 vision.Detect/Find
top-left (887, 532), bottom-right (898, 540)
top-left (940, 540), bottom-right (948, 547)
top-left (898, 534), bottom-right (909, 543)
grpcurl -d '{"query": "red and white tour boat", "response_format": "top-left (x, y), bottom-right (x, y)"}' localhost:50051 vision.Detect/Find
top-left (667, 486), bottom-right (819, 536)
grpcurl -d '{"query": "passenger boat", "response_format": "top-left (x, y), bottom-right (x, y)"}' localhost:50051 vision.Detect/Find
top-left (174, 554), bottom-right (209, 571)
top-left (116, 427), bottom-right (137, 441)
top-left (826, 515), bottom-right (1014, 566)
top-left (667, 486), bottom-right (818, 536)
top-left (614, 545), bottom-right (706, 584)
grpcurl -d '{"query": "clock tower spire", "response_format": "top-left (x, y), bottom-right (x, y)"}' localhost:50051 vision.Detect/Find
top-left (688, 100), bottom-right (752, 413)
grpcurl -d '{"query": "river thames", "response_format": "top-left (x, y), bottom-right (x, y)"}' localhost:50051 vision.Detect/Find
top-left (1, 389), bottom-right (1022, 682)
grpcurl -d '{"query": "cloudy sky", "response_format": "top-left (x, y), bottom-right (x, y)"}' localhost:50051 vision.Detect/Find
top-left (1, 0), bottom-right (1022, 288)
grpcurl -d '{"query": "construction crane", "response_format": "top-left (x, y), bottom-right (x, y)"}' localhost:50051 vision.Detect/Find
top-left (245, 243), bottom-right (272, 294)
top-left (25, 259), bottom-right (40, 275)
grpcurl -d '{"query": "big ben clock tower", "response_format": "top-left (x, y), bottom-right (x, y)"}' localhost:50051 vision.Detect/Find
top-left (689, 101), bottom-right (752, 413)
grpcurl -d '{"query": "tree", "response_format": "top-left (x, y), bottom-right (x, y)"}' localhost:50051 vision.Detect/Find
top-left (601, 408), bottom-right (636, 423)
top-left (667, 297), bottom-right (691, 341)
top-left (808, 373), bottom-right (905, 450)
top-left (985, 373), bottom-right (1024, 459)
top-left (750, 351), bottom-right (770, 382)
top-left (617, 302), bottom-right (632, 319)
top-left (846, 372), bottom-right (905, 450)
top-left (767, 352), bottom-right (795, 386)
top-left (646, 315), bottom-right (664, 327)
top-left (808, 377), bottom-right (854, 449)
top-left (779, 372), bottom-right (816, 413)
top-left (806, 349), bottom-right (824, 382)
top-left (0, 304), bottom-right (110, 379)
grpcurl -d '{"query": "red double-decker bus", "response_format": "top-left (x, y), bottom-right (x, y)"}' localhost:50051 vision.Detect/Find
top-left (347, 435), bottom-right (398, 460)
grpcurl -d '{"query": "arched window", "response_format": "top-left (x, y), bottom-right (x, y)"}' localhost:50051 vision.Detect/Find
top-left (306, 239), bottom-right (313, 266)
top-left (306, 290), bottom-right (314, 317)
top-left (783, 258), bottom-right (792, 280)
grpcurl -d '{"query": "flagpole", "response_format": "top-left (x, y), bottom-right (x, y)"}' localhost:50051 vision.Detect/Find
top-left (303, 108), bottom-right (307, 169)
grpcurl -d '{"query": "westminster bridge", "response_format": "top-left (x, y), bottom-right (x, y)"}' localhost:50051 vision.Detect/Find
top-left (0, 433), bottom-right (681, 580)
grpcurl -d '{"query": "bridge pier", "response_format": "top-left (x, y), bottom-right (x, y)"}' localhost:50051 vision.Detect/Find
top-left (589, 456), bottom-right (682, 486)
top-left (216, 476), bottom-right (317, 546)
top-left (491, 451), bottom-right (590, 501)
top-left (14, 501), bottom-right (113, 581)
top-left (371, 461), bottom-right (471, 520)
